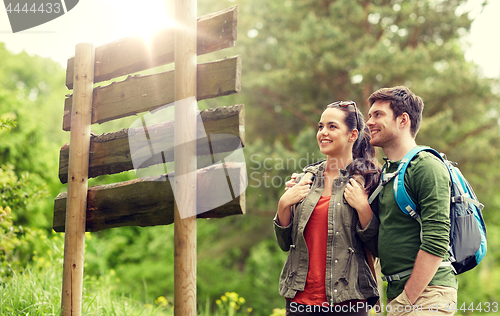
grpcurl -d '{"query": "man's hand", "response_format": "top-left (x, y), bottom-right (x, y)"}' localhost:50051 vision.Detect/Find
top-left (404, 250), bottom-right (443, 304)
top-left (285, 173), bottom-right (298, 191)
top-left (344, 178), bottom-right (372, 229)
top-left (344, 178), bottom-right (369, 210)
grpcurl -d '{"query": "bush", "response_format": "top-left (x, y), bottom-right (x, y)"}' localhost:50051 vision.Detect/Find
top-left (0, 162), bottom-right (49, 281)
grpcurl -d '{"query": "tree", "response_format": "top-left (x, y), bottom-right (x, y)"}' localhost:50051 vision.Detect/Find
top-left (197, 0), bottom-right (500, 311)
top-left (3, 0), bottom-right (500, 313)
top-left (0, 43), bottom-right (68, 228)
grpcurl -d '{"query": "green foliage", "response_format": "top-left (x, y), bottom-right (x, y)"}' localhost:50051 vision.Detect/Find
top-left (0, 43), bottom-right (68, 229)
top-left (0, 119), bottom-right (53, 280)
top-left (1, 0), bottom-right (500, 315)
top-left (85, 226), bottom-right (175, 303)
top-left (0, 235), bottom-right (175, 316)
top-left (197, 223), bottom-right (286, 314)
top-left (0, 163), bottom-right (48, 222)
top-left (84, 219), bottom-right (284, 314)
top-left (0, 116), bottom-right (16, 131)
top-left (0, 161), bottom-right (50, 281)
top-left (0, 205), bottom-right (33, 280)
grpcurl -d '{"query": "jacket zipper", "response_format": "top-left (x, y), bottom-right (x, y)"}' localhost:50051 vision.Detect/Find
top-left (330, 180), bottom-right (337, 305)
top-left (289, 173), bottom-right (316, 285)
top-left (342, 247), bottom-right (355, 282)
top-left (289, 244), bottom-right (296, 282)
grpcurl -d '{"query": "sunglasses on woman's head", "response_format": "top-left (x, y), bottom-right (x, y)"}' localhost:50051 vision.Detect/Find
top-left (327, 100), bottom-right (359, 130)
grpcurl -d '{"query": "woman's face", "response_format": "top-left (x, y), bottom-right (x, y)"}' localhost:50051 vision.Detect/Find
top-left (317, 108), bottom-right (357, 158)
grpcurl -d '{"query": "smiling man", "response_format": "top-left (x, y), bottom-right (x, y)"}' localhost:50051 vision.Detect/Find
top-left (366, 86), bottom-right (458, 315)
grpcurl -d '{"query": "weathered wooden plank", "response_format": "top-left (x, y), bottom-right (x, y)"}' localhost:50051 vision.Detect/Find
top-left (65, 6), bottom-right (238, 90)
top-left (63, 56), bottom-right (241, 131)
top-left (53, 162), bottom-right (246, 232)
top-left (59, 105), bottom-right (244, 184)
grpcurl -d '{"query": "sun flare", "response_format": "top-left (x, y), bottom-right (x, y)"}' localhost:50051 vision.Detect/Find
top-left (111, 0), bottom-right (177, 46)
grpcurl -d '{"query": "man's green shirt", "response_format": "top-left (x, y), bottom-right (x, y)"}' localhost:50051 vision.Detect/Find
top-left (377, 151), bottom-right (458, 299)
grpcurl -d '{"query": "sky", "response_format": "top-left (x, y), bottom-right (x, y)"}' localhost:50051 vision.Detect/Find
top-left (0, 0), bottom-right (176, 68)
top-left (0, 0), bottom-right (499, 78)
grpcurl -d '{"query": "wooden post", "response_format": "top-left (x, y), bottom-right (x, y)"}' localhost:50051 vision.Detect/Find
top-left (174, 0), bottom-right (197, 315)
top-left (61, 43), bottom-right (95, 316)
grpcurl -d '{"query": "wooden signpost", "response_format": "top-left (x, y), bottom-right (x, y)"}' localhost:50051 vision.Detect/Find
top-left (174, 0), bottom-right (197, 314)
top-left (61, 43), bottom-right (95, 316)
top-left (55, 4), bottom-right (244, 316)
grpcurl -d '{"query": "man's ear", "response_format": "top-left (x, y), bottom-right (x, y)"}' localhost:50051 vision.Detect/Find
top-left (399, 112), bottom-right (411, 130)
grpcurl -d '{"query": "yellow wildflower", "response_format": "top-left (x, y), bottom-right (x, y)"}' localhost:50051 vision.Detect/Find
top-left (155, 296), bottom-right (169, 307)
top-left (228, 292), bottom-right (239, 301)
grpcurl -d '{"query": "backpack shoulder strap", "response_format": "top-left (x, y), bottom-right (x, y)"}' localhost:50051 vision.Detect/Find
top-left (367, 164), bottom-right (399, 204)
top-left (393, 146), bottom-right (444, 219)
top-left (367, 146), bottom-right (445, 214)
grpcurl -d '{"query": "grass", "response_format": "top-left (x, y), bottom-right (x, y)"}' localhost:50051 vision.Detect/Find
top-left (0, 261), bottom-right (262, 315)
top-left (0, 232), bottom-right (263, 315)
top-left (0, 262), bottom-right (174, 315)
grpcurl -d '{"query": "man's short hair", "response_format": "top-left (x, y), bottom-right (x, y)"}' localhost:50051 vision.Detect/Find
top-left (368, 86), bottom-right (424, 138)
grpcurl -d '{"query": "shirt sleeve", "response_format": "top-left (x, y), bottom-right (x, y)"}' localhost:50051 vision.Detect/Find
top-left (273, 172), bottom-right (305, 252)
top-left (274, 212), bottom-right (293, 252)
top-left (356, 213), bottom-right (379, 257)
top-left (407, 152), bottom-right (451, 258)
top-left (350, 174), bottom-right (380, 255)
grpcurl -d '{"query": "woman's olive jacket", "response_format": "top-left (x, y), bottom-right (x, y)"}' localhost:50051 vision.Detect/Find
top-left (274, 161), bottom-right (380, 307)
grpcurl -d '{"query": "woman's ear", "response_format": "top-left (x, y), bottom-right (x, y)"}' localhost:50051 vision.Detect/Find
top-left (349, 129), bottom-right (359, 143)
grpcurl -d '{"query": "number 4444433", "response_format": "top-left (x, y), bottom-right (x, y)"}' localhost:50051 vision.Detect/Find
top-left (444, 302), bottom-right (498, 313)
top-left (5, 2), bottom-right (62, 14)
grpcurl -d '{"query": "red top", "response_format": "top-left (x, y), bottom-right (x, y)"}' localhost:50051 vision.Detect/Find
top-left (292, 195), bottom-right (330, 305)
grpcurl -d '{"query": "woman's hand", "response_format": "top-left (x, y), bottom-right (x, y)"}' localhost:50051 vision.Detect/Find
top-left (276, 176), bottom-right (312, 226)
top-left (280, 176), bottom-right (312, 207)
top-left (344, 178), bottom-right (372, 229)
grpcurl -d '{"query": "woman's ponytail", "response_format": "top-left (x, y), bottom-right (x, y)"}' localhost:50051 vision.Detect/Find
top-left (351, 111), bottom-right (380, 193)
top-left (353, 119), bottom-right (375, 161)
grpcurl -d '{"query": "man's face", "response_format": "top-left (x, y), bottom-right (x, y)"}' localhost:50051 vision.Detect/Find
top-left (367, 100), bottom-right (400, 148)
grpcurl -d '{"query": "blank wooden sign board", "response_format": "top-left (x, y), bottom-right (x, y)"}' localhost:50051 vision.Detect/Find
top-left (54, 5), bottom-right (245, 316)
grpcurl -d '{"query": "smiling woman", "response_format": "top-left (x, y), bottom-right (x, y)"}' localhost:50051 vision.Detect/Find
top-left (273, 101), bottom-right (381, 315)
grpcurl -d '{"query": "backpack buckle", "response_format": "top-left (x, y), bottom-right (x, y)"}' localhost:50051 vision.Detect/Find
top-left (381, 269), bottom-right (413, 282)
top-left (452, 195), bottom-right (464, 203)
top-left (382, 274), bottom-right (401, 282)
